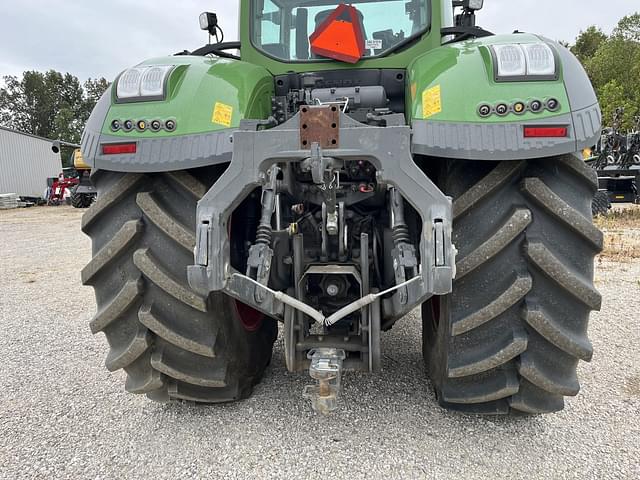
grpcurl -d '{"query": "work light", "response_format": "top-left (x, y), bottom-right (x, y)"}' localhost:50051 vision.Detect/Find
top-left (116, 65), bottom-right (174, 102)
top-left (199, 12), bottom-right (218, 35)
top-left (454, 0), bottom-right (484, 10)
top-left (491, 43), bottom-right (557, 80)
top-left (522, 43), bottom-right (556, 76)
top-left (465, 0), bottom-right (484, 10)
top-left (140, 66), bottom-right (174, 98)
top-left (117, 68), bottom-right (145, 99)
top-left (493, 44), bottom-right (526, 77)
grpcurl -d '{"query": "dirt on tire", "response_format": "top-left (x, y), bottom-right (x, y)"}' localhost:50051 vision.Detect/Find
top-left (81, 169), bottom-right (277, 403)
top-left (423, 154), bottom-right (603, 414)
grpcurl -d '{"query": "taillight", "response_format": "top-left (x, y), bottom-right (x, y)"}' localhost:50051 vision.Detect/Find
top-left (102, 143), bottom-right (137, 155)
top-left (523, 126), bottom-right (568, 138)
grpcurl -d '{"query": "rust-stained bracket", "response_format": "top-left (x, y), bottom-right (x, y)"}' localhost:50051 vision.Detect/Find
top-left (299, 105), bottom-right (340, 149)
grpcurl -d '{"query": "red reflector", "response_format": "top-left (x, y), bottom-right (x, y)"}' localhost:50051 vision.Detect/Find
top-left (309, 4), bottom-right (365, 64)
top-left (102, 143), bottom-right (137, 155)
top-left (523, 126), bottom-right (568, 138)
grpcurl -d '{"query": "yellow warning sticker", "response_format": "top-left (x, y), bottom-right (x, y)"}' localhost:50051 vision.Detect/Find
top-left (212, 102), bottom-right (233, 127)
top-left (422, 85), bottom-right (442, 118)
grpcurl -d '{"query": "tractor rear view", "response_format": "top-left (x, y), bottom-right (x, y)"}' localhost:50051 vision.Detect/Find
top-left (80, 0), bottom-right (602, 415)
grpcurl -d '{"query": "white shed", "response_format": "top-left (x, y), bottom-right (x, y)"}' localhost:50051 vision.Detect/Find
top-left (0, 126), bottom-right (62, 198)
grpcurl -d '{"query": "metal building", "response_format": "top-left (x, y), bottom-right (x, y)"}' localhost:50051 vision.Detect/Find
top-left (0, 126), bottom-right (61, 198)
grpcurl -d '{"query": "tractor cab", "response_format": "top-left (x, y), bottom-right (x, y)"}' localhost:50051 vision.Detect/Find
top-left (232, 0), bottom-right (491, 72)
top-left (250, 0), bottom-right (430, 63)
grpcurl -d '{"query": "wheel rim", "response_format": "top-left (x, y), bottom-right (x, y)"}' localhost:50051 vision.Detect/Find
top-left (234, 300), bottom-right (264, 332)
top-left (228, 198), bottom-right (266, 332)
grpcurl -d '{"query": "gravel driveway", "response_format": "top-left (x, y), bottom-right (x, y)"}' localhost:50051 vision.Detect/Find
top-left (1, 206), bottom-right (638, 479)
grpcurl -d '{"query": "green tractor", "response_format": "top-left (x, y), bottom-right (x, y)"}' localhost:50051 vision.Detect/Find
top-left (81, 0), bottom-right (603, 415)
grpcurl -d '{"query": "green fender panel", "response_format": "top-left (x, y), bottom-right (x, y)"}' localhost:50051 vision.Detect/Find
top-left (82, 56), bottom-right (274, 172)
top-left (407, 33), bottom-right (601, 160)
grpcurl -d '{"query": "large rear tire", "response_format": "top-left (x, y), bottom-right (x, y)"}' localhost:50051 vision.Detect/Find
top-left (82, 169), bottom-right (277, 403)
top-left (423, 154), bottom-right (603, 414)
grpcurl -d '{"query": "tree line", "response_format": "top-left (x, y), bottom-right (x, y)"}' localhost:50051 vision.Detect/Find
top-left (0, 71), bottom-right (109, 146)
top-left (568, 13), bottom-right (640, 130)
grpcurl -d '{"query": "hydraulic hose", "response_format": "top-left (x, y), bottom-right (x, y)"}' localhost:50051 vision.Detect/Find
top-left (231, 273), bottom-right (422, 327)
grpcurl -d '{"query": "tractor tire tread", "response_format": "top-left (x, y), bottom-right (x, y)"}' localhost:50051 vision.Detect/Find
top-left (456, 208), bottom-right (532, 280)
top-left (525, 241), bottom-right (601, 310)
top-left (133, 247), bottom-right (208, 312)
top-left (451, 274), bottom-right (532, 336)
top-left (521, 177), bottom-right (603, 250)
top-left (136, 192), bottom-right (195, 252)
top-left (81, 219), bottom-right (143, 285)
top-left (453, 161), bottom-right (525, 220)
top-left (82, 174), bottom-right (145, 232)
top-left (84, 171), bottom-right (276, 404)
top-left (138, 303), bottom-right (218, 358)
top-left (423, 154), bottom-right (601, 415)
top-left (447, 328), bottom-right (528, 378)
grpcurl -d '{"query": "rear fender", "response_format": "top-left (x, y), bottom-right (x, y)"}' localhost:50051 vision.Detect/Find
top-left (81, 56), bottom-right (274, 172)
top-left (408, 33), bottom-right (601, 160)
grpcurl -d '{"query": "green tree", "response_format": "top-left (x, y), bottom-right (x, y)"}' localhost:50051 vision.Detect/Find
top-left (586, 36), bottom-right (640, 91)
top-left (598, 80), bottom-right (637, 129)
top-left (0, 70), bottom-right (109, 144)
top-left (574, 13), bottom-right (640, 130)
top-left (614, 13), bottom-right (640, 42)
top-left (84, 78), bottom-right (110, 105)
top-left (571, 26), bottom-right (607, 63)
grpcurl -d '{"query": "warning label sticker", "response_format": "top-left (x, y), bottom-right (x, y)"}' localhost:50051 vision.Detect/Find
top-left (422, 85), bottom-right (442, 118)
top-left (212, 102), bottom-right (233, 127)
top-left (365, 39), bottom-right (383, 50)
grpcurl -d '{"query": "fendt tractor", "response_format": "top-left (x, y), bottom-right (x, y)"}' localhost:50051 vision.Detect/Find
top-left (80, 0), bottom-right (603, 415)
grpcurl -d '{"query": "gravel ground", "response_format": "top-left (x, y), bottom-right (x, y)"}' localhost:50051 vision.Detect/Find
top-left (0, 205), bottom-right (639, 479)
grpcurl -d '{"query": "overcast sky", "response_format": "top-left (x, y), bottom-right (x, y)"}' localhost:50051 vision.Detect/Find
top-left (0, 0), bottom-right (636, 82)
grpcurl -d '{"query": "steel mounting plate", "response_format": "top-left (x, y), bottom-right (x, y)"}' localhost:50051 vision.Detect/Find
top-left (300, 105), bottom-right (340, 150)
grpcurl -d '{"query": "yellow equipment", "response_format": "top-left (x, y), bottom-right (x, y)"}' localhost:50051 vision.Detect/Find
top-left (73, 149), bottom-right (91, 170)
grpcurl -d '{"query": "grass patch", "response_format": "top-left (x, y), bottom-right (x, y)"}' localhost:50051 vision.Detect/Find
top-left (593, 205), bottom-right (640, 262)
top-left (594, 205), bottom-right (640, 229)
top-left (599, 231), bottom-right (640, 262)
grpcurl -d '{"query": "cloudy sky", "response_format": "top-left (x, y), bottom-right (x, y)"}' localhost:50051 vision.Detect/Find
top-left (0, 0), bottom-right (636, 82)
